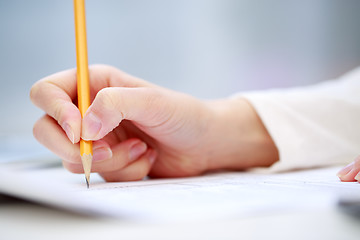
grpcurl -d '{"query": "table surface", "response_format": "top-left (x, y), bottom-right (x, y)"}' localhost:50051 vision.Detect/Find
top-left (1, 192), bottom-right (360, 240)
top-left (1, 156), bottom-right (360, 240)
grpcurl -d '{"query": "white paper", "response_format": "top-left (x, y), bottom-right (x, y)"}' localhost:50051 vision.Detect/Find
top-left (1, 162), bottom-right (359, 223)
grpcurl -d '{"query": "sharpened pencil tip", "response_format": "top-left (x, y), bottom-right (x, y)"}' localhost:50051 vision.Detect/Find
top-left (81, 153), bottom-right (92, 189)
top-left (86, 177), bottom-right (89, 189)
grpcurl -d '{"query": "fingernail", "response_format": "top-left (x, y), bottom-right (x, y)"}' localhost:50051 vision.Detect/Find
top-left (148, 150), bottom-right (157, 165)
top-left (336, 171), bottom-right (343, 178)
top-left (129, 142), bottom-right (147, 161)
top-left (63, 123), bottom-right (75, 144)
top-left (82, 112), bottom-right (102, 140)
top-left (355, 172), bottom-right (360, 181)
top-left (93, 146), bottom-right (113, 162)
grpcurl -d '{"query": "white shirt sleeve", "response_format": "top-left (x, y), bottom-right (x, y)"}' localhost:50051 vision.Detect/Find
top-left (233, 67), bottom-right (360, 172)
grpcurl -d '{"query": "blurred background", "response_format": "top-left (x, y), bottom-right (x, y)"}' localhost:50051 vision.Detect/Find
top-left (1, 0), bottom-right (360, 147)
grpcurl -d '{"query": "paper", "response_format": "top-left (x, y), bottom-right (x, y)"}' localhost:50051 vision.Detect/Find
top-left (1, 162), bottom-right (359, 223)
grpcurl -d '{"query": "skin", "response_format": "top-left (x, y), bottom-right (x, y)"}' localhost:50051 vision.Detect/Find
top-left (30, 64), bottom-right (359, 182)
top-left (30, 65), bottom-right (278, 182)
top-left (337, 156), bottom-right (360, 183)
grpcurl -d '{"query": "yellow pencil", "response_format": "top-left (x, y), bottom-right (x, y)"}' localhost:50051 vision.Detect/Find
top-left (74, 0), bottom-right (92, 188)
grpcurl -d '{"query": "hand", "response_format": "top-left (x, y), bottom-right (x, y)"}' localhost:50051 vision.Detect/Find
top-left (30, 65), bottom-right (278, 182)
top-left (337, 156), bottom-right (360, 182)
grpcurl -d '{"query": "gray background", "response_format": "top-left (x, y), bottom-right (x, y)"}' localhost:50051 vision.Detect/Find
top-left (1, 0), bottom-right (360, 136)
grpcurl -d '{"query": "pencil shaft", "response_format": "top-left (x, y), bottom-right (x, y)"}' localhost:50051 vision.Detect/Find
top-left (74, 0), bottom-right (92, 185)
top-left (74, 0), bottom-right (90, 120)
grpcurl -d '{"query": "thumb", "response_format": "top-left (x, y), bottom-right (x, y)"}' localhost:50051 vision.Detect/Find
top-left (81, 87), bottom-right (171, 141)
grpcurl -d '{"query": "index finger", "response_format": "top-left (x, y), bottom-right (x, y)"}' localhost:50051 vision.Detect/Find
top-left (30, 67), bottom-right (81, 143)
top-left (30, 64), bottom-right (154, 143)
top-left (30, 64), bottom-right (152, 110)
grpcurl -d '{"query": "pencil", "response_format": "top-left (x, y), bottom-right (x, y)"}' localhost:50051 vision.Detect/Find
top-left (74, 0), bottom-right (92, 188)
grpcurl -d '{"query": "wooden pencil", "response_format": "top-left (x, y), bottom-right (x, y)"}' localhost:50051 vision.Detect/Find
top-left (74, 0), bottom-right (92, 188)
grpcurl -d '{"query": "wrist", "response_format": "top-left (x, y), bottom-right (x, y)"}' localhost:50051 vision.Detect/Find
top-left (203, 97), bottom-right (279, 171)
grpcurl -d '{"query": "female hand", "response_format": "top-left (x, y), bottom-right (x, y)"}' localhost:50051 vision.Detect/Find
top-left (337, 156), bottom-right (360, 182)
top-left (30, 65), bottom-right (278, 181)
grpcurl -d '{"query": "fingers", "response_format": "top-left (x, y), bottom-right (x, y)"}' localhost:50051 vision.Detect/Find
top-left (30, 65), bottom-right (154, 143)
top-left (63, 148), bottom-right (157, 182)
top-left (30, 69), bottom-right (82, 143)
top-left (63, 137), bottom-right (156, 173)
top-left (33, 114), bottom-right (112, 164)
top-left (33, 115), bottom-right (82, 162)
top-left (99, 149), bottom-right (157, 182)
top-left (81, 87), bottom-right (173, 141)
top-left (337, 155), bottom-right (360, 182)
top-left (35, 114), bottom-right (157, 182)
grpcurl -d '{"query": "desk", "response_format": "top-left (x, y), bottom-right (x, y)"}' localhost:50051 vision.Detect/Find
top-left (1, 199), bottom-right (360, 240)
top-left (1, 163), bottom-right (360, 240)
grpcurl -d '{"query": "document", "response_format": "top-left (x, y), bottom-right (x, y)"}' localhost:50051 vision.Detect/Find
top-left (1, 161), bottom-right (359, 223)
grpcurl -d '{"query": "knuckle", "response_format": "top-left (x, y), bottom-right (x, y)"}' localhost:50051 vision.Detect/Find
top-left (141, 88), bottom-right (175, 126)
top-left (32, 118), bottom-right (42, 142)
top-left (140, 88), bottom-right (165, 115)
top-left (32, 115), bottom-right (48, 143)
top-left (143, 88), bottom-right (162, 105)
top-left (30, 80), bottom-right (53, 105)
top-left (29, 81), bottom-right (42, 103)
top-left (97, 88), bottom-right (119, 111)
